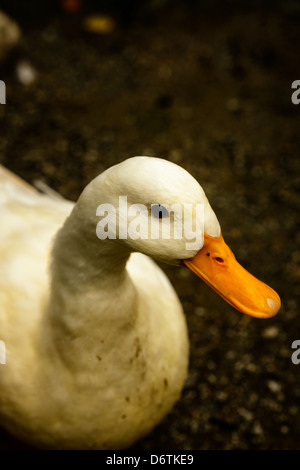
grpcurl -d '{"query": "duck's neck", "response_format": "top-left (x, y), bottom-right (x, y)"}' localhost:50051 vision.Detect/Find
top-left (44, 202), bottom-right (138, 369)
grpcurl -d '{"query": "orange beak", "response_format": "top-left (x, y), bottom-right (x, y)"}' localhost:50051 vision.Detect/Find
top-left (183, 233), bottom-right (281, 318)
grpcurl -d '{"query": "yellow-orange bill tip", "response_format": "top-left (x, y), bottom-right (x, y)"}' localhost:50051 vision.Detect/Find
top-left (183, 233), bottom-right (281, 319)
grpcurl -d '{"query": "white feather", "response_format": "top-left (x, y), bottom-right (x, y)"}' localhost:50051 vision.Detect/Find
top-left (0, 157), bottom-right (220, 449)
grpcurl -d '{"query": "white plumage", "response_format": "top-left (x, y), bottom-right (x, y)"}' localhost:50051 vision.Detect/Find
top-left (0, 156), bottom-right (279, 449)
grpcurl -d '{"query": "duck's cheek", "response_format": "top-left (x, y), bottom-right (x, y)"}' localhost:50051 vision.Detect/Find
top-left (182, 233), bottom-right (281, 319)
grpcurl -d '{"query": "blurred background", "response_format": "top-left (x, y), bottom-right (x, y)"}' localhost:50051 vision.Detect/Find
top-left (0, 0), bottom-right (299, 450)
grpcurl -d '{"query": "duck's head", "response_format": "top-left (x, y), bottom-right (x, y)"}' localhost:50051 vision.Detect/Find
top-left (89, 156), bottom-right (280, 319)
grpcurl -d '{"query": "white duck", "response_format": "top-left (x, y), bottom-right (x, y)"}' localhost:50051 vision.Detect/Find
top-left (0, 156), bottom-right (280, 449)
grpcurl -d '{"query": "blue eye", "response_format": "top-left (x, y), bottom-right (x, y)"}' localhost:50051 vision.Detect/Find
top-left (151, 204), bottom-right (169, 219)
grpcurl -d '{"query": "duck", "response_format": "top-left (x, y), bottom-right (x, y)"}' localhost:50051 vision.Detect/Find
top-left (0, 156), bottom-right (280, 449)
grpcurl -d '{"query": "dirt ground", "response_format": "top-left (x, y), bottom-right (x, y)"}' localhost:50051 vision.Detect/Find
top-left (0, 0), bottom-right (300, 450)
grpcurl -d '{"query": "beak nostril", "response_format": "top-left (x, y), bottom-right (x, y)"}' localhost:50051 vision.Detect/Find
top-left (214, 256), bottom-right (224, 263)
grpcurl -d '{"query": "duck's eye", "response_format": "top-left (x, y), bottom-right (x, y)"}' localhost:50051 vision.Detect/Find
top-left (151, 204), bottom-right (169, 219)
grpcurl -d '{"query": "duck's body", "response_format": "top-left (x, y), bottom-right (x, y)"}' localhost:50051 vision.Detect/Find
top-left (0, 157), bottom-right (280, 449)
top-left (0, 163), bottom-right (189, 449)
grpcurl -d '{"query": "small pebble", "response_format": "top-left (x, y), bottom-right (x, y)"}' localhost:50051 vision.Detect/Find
top-left (83, 15), bottom-right (115, 34)
top-left (16, 61), bottom-right (37, 85)
top-left (267, 380), bottom-right (282, 393)
top-left (262, 326), bottom-right (279, 339)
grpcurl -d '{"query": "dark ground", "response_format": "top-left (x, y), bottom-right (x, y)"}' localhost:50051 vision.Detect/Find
top-left (0, 0), bottom-right (300, 450)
